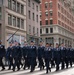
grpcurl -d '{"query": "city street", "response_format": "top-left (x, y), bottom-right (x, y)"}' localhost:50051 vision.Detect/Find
top-left (0, 66), bottom-right (74, 75)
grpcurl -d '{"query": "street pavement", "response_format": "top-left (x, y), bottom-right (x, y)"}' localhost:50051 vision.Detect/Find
top-left (0, 66), bottom-right (74, 75)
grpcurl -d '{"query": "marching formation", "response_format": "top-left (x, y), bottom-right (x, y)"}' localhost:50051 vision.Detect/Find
top-left (0, 40), bottom-right (74, 74)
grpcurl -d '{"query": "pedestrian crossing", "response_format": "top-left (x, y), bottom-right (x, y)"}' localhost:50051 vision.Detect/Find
top-left (0, 67), bottom-right (74, 75)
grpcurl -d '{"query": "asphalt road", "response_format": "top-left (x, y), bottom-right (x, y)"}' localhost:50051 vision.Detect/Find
top-left (0, 66), bottom-right (74, 75)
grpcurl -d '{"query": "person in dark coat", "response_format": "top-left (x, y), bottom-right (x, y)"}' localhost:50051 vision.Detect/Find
top-left (6, 42), bottom-right (13, 70)
top-left (27, 41), bottom-right (37, 72)
top-left (22, 42), bottom-right (30, 70)
top-left (50, 44), bottom-right (55, 68)
top-left (65, 45), bottom-right (69, 69)
top-left (53, 43), bottom-right (61, 71)
top-left (12, 42), bottom-right (21, 71)
top-left (44, 43), bottom-right (52, 74)
top-left (38, 41), bottom-right (45, 70)
top-left (60, 43), bottom-right (66, 69)
top-left (68, 45), bottom-right (73, 67)
top-left (0, 40), bottom-right (6, 71)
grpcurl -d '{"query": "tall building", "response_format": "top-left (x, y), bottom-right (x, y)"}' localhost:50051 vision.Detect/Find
top-left (0, 0), bottom-right (26, 47)
top-left (40, 0), bottom-right (74, 47)
top-left (26, 0), bottom-right (40, 45)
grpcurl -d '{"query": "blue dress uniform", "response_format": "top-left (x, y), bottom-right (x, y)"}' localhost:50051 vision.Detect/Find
top-left (27, 45), bottom-right (37, 72)
top-left (0, 43), bottom-right (6, 71)
top-left (12, 45), bottom-right (21, 71)
top-left (53, 47), bottom-right (61, 71)
top-left (38, 46), bottom-right (45, 70)
top-left (60, 47), bottom-right (66, 69)
top-left (44, 47), bottom-right (52, 73)
top-left (22, 45), bottom-right (30, 69)
top-left (65, 47), bottom-right (70, 68)
top-left (6, 46), bottom-right (13, 70)
top-left (69, 47), bottom-right (73, 67)
top-left (72, 48), bottom-right (74, 63)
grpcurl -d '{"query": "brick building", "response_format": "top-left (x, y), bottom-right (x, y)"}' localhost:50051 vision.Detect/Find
top-left (40, 0), bottom-right (74, 47)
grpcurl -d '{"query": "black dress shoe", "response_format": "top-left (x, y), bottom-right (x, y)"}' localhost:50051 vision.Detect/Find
top-left (49, 68), bottom-right (51, 72)
top-left (56, 69), bottom-right (59, 71)
top-left (13, 69), bottom-right (15, 72)
top-left (30, 70), bottom-right (33, 72)
top-left (1, 68), bottom-right (5, 71)
top-left (8, 68), bottom-right (11, 70)
top-left (46, 71), bottom-right (48, 74)
top-left (17, 68), bottom-right (20, 71)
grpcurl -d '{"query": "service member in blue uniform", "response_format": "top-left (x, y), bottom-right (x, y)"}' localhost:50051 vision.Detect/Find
top-left (68, 45), bottom-right (73, 67)
top-left (22, 42), bottom-right (30, 70)
top-left (65, 45), bottom-right (69, 69)
top-left (50, 44), bottom-right (55, 68)
top-left (27, 41), bottom-right (37, 72)
top-left (53, 43), bottom-right (61, 71)
top-left (0, 40), bottom-right (6, 71)
top-left (60, 43), bottom-right (66, 69)
top-left (12, 42), bottom-right (21, 71)
top-left (6, 42), bottom-right (13, 70)
top-left (18, 43), bottom-right (23, 69)
top-left (44, 43), bottom-right (52, 74)
top-left (38, 41), bottom-right (45, 70)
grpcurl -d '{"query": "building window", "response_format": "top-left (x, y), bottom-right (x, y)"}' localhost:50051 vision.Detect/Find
top-left (40, 29), bottom-right (42, 34)
top-left (50, 11), bottom-right (53, 16)
top-left (17, 18), bottom-right (20, 28)
top-left (8, 0), bottom-right (12, 9)
top-left (29, 25), bottom-right (31, 34)
top-left (17, 2), bottom-right (20, 13)
top-left (40, 21), bottom-right (42, 25)
top-left (21, 5), bottom-right (24, 14)
top-left (50, 19), bottom-right (53, 24)
top-left (45, 20), bottom-right (48, 25)
top-left (12, 0), bottom-right (16, 11)
top-left (45, 3), bottom-right (48, 8)
top-left (36, 15), bottom-right (38, 22)
top-left (58, 3), bottom-right (60, 10)
top-left (33, 26), bottom-right (35, 34)
top-left (0, 7), bottom-right (2, 20)
top-left (50, 28), bottom-right (53, 33)
top-left (12, 16), bottom-right (16, 26)
top-left (32, 3), bottom-right (34, 9)
top-left (46, 28), bottom-right (48, 33)
top-left (28, 10), bottom-right (31, 19)
top-left (8, 14), bottom-right (12, 25)
top-left (21, 19), bottom-right (24, 29)
top-left (37, 28), bottom-right (38, 36)
top-left (28, 0), bottom-right (30, 7)
top-left (33, 13), bottom-right (35, 21)
top-left (36, 5), bottom-right (38, 11)
top-left (40, 12), bottom-right (42, 17)
top-left (49, 2), bottom-right (52, 8)
top-left (45, 12), bottom-right (48, 16)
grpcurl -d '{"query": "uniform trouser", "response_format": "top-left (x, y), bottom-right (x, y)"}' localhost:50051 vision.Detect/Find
top-left (18, 57), bottom-right (23, 67)
top-left (38, 57), bottom-right (44, 69)
top-left (0, 57), bottom-right (5, 69)
top-left (55, 58), bottom-right (60, 71)
top-left (69, 57), bottom-right (72, 67)
top-left (24, 57), bottom-right (30, 69)
top-left (8, 57), bottom-right (13, 69)
top-left (30, 57), bottom-right (36, 71)
top-left (61, 58), bottom-right (65, 69)
top-left (51, 59), bottom-right (55, 67)
top-left (65, 57), bottom-right (69, 68)
top-left (13, 58), bottom-right (20, 70)
top-left (45, 58), bottom-right (51, 73)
